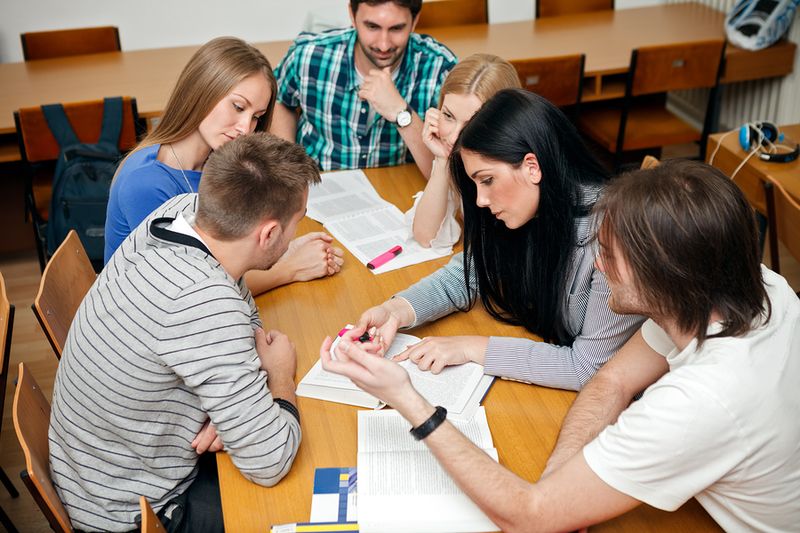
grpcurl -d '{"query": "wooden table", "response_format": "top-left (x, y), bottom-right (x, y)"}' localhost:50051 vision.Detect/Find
top-left (0, 2), bottom-right (795, 142)
top-left (216, 164), bottom-right (722, 532)
top-left (706, 124), bottom-right (800, 214)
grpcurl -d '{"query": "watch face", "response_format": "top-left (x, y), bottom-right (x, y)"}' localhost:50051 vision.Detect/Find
top-left (396, 110), bottom-right (412, 128)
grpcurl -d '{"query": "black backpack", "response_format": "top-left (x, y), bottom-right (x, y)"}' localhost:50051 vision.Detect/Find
top-left (42, 97), bottom-right (123, 265)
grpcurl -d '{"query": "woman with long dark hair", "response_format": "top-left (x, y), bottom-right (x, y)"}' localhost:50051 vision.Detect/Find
top-left (356, 89), bottom-right (643, 390)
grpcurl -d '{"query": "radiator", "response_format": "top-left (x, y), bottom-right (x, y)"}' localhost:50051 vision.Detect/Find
top-left (666, 0), bottom-right (800, 129)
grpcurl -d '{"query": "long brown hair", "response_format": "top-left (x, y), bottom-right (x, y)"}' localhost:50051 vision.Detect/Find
top-left (131, 37), bottom-right (276, 157)
top-left (595, 159), bottom-right (770, 345)
top-left (438, 53), bottom-right (521, 108)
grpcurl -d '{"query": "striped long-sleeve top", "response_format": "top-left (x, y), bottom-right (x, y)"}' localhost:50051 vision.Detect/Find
top-left (49, 194), bottom-right (301, 532)
top-left (397, 193), bottom-right (644, 391)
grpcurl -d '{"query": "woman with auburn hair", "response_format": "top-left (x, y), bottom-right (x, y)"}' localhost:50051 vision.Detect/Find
top-left (105, 37), bottom-right (342, 292)
top-left (356, 89), bottom-right (643, 391)
top-left (409, 53), bottom-right (521, 249)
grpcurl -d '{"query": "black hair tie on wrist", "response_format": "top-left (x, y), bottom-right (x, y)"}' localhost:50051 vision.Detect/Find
top-left (410, 406), bottom-right (447, 441)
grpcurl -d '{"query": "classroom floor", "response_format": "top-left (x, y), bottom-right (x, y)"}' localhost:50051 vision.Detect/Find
top-left (2, 184), bottom-right (799, 532)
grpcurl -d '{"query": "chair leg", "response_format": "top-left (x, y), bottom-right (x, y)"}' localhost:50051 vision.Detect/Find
top-left (24, 177), bottom-right (48, 272)
top-left (33, 220), bottom-right (47, 273)
top-left (762, 181), bottom-right (781, 274)
top-left (1, 504), bottom-right (20, 533)
top-left (0, 466), bottom-right (19, 498)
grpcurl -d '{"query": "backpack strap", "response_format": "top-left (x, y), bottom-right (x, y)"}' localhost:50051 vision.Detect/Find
top-left (41, 103), bottom-right (80, 149)
top-left (98, 97), bottom-right (124, 147)
top-left (41, 97), bottom-right (124, 150)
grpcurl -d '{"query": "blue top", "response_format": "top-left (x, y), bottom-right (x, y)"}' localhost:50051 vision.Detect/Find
top-left (104, 144), bottom-right (202, 263)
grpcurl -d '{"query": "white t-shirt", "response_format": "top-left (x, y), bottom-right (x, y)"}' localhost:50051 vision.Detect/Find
top-left (584, 266), bottom-right (800, 532)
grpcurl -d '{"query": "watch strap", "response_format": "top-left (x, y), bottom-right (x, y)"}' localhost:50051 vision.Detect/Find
top-left (409, 405), bottom-right (447, 440)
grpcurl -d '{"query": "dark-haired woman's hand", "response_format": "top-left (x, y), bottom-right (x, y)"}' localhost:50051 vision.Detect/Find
top-left (356, 298), bottom-right (415, 356)
top-left (393, 336), bottom-right (488, 374)
top-left (422, 108), bottom-right (450, 159)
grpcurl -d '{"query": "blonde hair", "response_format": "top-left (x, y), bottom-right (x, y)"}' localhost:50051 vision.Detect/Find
top-left (132, 37), bottom-right (276, 155)
top-left (438, 53), bottom-right (521, 108)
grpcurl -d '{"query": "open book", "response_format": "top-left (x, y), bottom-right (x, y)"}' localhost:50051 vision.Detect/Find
top-left (297, 333), bottom-right (494, 420)
top-left (306, 170), bottom-right (451, 274)
top-left (357, 407), bottom-right (498, 533)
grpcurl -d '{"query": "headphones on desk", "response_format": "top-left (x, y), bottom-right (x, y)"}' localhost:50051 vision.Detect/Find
top-left (738, 121), bottom-right (799, 163)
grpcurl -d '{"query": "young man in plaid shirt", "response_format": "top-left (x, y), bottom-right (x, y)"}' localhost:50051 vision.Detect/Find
top-left (271, 0), bottom-right (456, 176)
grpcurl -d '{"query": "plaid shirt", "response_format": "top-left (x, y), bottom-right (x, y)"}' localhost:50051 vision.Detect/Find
top-left (275, 28), bottom-right (456, 170)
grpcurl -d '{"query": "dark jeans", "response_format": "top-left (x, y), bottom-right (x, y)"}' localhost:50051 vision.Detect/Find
top-left (157, 452), bottom-right (224, 533)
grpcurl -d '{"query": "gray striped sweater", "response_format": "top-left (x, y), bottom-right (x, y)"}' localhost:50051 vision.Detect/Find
top-left (49, 194), bottom-right (301, 531)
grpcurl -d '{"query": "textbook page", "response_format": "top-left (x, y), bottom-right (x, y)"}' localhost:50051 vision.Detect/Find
top-left (298, 334), bottom-right (494, 418)
top-left (357, 407), bottom-right (498, 533)
top-left (306, 170), bottom-right (382, 224)
top-left (308, 170), bottom-right (451, 274)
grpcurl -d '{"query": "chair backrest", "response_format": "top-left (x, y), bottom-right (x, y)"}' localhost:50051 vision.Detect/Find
top-left (14, 97), bottom-right (139, 164)
top-left (21, 26), bottom-right (120, 61)
top-left (763, 179), bottom-right (800, 275)
top-left (0, 272), bottom-right (15, 436)
top-left (629, 40), bottom-right (725, 97)
top-left (416, 0), bottom-right (487, 28)
top-left (140, 496), bottom-right (165, 532)
top-left (32, 229), bottom-right (96, 359)
top-left (510, 54), bottom-right (585, 107)
top-left (537, 0), bottom-right (613, 18)
top-left (13, 363), bottom-right (73, 533)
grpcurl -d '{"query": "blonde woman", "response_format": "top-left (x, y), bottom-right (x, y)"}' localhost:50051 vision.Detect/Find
top-left (409, 54), bottom-right (521, 248)
top-left (105, 37), bottom-right (343, 293)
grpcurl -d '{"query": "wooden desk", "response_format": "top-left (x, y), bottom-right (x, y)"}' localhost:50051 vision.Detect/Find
top-left (707, 124), bottom-right (800, 214)
top-left (216, 164), bottom-right (722, 532)
top-left (425, 3), bottom-right (794, 102)
top-left (0, 3), bottom-right (794, 141)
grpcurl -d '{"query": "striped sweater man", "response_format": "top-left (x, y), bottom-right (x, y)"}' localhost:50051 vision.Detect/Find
top-left (49, 193), bottom-right (302, 531)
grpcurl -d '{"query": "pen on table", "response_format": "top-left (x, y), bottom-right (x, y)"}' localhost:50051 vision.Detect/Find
top-left (367, 245), bottom-right (402, 270)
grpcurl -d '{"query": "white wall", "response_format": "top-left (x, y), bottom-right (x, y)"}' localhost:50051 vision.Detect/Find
top-left (0, 0), bottom-right (349, 63)
top-left (0, 0), bottom-right (559, 63)
top-left (489, 0), bottom-right (534, 23)
top-left (1, 0), bottom-right (675, 63)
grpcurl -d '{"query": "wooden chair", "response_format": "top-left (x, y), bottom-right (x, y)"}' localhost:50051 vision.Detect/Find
top-left (21, 26), bottom-right (120, 61)
top-left (536, 0), bottom-right (613, 18)
top-left (416, 0), bottom-right (487, 29)
top-left (140, 496), bottom-right (165, 532)
top-left (510, 54), bottom-right (585, 115)
top-left (578, 40), bottom-right (725, 169)
top-left (13, 363), bottom-right (73, 533)
top-left (1, 273), bottom-right (20, 533)
top-left (15, 97), bottom-right (139, 271)
top-left (762, 180), bottom-right (800, 281)
top-left (32, 230), bottom-right (96, 360)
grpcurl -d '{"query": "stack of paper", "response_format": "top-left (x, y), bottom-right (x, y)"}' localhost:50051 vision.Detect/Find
top-left (306, 170), bottom-right (451, 274)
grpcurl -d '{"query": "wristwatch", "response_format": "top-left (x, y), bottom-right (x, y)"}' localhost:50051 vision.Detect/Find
top-left (395, 104), bottom-right (412, 128)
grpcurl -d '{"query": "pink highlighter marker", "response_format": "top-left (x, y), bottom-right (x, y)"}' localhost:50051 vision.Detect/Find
top-left (367, 245), bottom-right (403, 270)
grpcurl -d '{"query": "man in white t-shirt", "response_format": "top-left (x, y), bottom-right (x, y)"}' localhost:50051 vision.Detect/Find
top-left (320, 159), bottom-right (800, 531)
